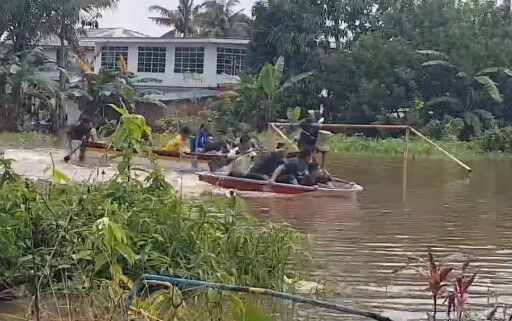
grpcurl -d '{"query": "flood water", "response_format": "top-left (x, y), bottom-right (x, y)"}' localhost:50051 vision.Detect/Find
top-left (2, 149), bottom-right (512, 321)
top-left (246, 155), bottom-right (512, 320)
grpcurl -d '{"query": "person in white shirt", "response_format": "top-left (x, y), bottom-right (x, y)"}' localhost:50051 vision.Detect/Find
top-left (227, 134), bottom-right (257, 178)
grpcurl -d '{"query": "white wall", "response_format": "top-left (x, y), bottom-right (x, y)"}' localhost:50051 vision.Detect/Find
top-left (93, 41), bottom-right (244, 88)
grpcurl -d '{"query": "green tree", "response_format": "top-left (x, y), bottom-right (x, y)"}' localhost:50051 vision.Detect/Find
top-left (235, 56), bottom-right (313, 131)
top-left (149, 1), bottom-right (198, 37)
top-left (418, 51), bottom-right (511, 138)
top-left (248, 0), bottom-right (323, 75)
top-left (195, 0), bottom-right (251, 38)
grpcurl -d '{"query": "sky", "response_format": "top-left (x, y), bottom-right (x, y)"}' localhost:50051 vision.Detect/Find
top-left (98, 0), bottom-right (254, 37)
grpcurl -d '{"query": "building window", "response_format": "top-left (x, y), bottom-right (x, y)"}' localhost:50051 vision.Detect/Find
top-left (100, 46), bottom-right (128, 71)
top-left (174, 47), bottom-right (204, 74)
top-left (137, 46), bottom-right (167, 73)
top-left (216, 47), bottom-right (247, 76)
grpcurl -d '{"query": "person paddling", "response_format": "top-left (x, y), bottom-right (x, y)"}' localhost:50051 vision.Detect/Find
top-left (67, 116), bottom-right (96, 161)
top-left (268, 145), bottom-right (313, 185)
top-left (227, 134), bottom-right (257, 178)
top-left (164, 126), bottom-right (192, 153)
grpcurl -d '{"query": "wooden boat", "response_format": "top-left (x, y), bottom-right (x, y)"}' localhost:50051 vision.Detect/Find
top-left (79, 141), bottom-right (227, 172)
top-left (80, 141), bottom-right (302, 172)
top-left (197, 172), bottom-right (363, 196)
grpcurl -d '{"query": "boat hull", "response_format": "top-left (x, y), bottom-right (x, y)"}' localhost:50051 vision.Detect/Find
top-left (197, 172), bottom-right (363, 196)
top-left (77, 142), bottom-right (226, 172)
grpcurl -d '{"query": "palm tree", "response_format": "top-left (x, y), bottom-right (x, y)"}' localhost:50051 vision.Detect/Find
top-left (148, 1), bottom-right (198, 38)
top-left (195, 0), bottom-right (251, 38)
top-left (417, 50), bottom-right (511, 137)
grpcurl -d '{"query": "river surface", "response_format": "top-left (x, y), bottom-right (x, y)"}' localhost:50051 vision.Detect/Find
top-left (2, 148), bottom-right (512, 321)
top-left (246, 155), bottom-right (512, 321)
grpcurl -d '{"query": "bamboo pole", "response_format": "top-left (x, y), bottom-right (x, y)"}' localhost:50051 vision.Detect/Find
top-left (408, 126), bottom-right (472, 173)
top-left (402, 127), bottom-right (410, 203)
top-left (268, 123), bottom-right (299, 151)
top-left (126, 274), bottom-right (393, 321)
top-left (272, 123), bottom-right (409, 131)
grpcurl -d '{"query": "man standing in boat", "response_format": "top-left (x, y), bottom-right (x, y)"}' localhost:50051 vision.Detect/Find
top-left (67, 116), bottom-right (97, 161)
top-left (298, 110), bottom-right (322, 150)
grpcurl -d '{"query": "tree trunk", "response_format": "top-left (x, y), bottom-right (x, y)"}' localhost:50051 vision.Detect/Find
top-left (52, 34), bottom-right (68, 134)
top-left (504, 0), bottom-right (511, 20)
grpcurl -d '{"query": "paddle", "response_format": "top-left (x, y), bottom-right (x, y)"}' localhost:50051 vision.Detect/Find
top-left (63, 140), bottom-right (85, 163)
top-left (208, 148), bottom-right (260, 173)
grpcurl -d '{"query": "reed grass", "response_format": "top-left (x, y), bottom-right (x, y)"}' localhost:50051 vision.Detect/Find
top-left (328, 135), bottom-right (511, 159)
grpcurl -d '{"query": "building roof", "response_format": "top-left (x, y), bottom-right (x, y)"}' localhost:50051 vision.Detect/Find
top-left (36, 27), bottom-right (150, 47)
top-left (90, 37), bottom-right (250, 45)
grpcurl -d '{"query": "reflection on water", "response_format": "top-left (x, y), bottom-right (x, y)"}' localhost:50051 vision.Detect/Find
top-left (246, 155), bottom-right (512, 321)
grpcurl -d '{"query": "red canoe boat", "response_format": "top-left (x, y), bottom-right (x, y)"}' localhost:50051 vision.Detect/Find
top-left (197, 172), bottom-right (363, 196)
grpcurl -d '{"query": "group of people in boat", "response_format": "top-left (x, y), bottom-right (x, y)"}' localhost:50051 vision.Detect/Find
top-left (67, 111), bottom-right (329, 187)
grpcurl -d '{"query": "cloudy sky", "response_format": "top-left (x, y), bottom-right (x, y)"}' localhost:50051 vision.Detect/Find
top-left (98, 0), bottom-right (254, 37)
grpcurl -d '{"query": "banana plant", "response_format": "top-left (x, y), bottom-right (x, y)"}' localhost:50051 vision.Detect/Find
top-left (235, 56), bottom-right (313, 131)
top-left (418, 50), bottom-right (510, 138)
top-left (0, 47), bottom-right (65, 131)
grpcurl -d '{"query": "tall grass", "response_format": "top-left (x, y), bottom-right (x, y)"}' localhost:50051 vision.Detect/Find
top-left (328, 134), bottom-right (510, 159)
top-left (0, 157), bottom-right (308, 320)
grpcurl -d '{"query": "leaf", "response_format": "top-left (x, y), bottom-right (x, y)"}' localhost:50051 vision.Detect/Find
top-left (415, 50), bottom-right (448, 60)
top-left (115, 243), bottom-right (136, 265)
top-left (439, 266), bottom-right (453, 282)
top-left (474, 76), bottom-right (502, 102)
top-left (44, 167), bottom-right (70, 184)
top-left (259, 63), bottom-right (276, 99)
top-left (68, 89), bottom-right (93, 101)
top-left (108, 103), bottom-right (129, 116)
top-left (25, 75), bottom-right (56, 98)
top-left (227, 293), bottom-right (245, 317)
top-left (9, 65), bottom-right (21, 74)
top-left (121, 85), bottom-right (136, 103)
top-left (244, 305), bottom-right (274, 321)
top-left (421, 60), bottom-right (456, 69)
top-left (94, 253), bottom-right (108, 272)
top-left (279, 71), bottom-right (314, 92)
top-left (273, 56), bottom-right (285, 85)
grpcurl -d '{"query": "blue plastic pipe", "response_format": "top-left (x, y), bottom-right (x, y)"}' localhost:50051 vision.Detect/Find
top-left (125, 274), bottom-right (392, 321)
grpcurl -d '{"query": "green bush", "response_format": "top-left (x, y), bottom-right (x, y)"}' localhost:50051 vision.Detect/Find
top-left (479, 127), bottom-right (512, 153)
top-left (0, 161), bottom-right (307, 298)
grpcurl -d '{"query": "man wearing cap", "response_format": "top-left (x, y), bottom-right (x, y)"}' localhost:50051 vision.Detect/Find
top-left (67, 116), bottom-right (96, 161)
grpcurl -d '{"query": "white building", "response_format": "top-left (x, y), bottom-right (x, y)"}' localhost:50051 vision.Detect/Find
top-left (40, 27), bottom-right (250, 89)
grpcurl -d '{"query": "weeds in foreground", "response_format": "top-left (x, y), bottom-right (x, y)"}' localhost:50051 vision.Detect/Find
top-left (394, 252), bottom-right (481, 321)
top-left (0, 109), bottom-right (309, 321)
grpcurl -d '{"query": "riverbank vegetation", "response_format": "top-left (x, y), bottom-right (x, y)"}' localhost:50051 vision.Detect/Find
top-left (5, 0), bottom-right (512, 155)
top-left (0, 109), bottom-right (308, 320)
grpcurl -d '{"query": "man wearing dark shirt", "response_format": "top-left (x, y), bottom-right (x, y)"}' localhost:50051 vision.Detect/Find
top-left (67, 117), bottom-right (95, 161)
top-left (269, 145), bottom-right (313, 185)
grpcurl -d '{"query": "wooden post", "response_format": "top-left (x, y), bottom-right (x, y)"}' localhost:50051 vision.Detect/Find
top-left (402, 127), bottom-right (410, 203)
top-left (408, 126), bottom-right (472, 173)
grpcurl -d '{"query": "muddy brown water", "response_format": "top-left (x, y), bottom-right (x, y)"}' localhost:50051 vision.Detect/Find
top-left (2, 149), bottom-right (512, 321)
top-left (245, 155), bottom-right (512, 320)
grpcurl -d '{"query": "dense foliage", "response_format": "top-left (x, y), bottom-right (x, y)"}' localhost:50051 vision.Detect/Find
top-left (0, 108), bottom-right (306, 318)
top-left (245, 0), bottom-right (512, 152)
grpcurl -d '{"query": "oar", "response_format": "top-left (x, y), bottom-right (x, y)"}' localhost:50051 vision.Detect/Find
top-left (63, 140), bottom-right (84, 163)
top-left (208, 149), bottom-right (260, 173)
